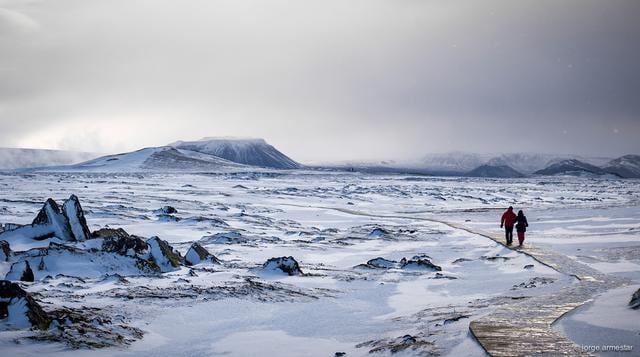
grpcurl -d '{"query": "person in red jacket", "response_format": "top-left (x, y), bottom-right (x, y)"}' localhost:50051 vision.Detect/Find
top-left (500, 206), bottom-right (517, 245)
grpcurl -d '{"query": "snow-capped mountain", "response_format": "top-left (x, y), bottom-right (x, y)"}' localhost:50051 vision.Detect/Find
top-left (0, 148), bottom-right (98, 170)
top-left (47, 147), bottom-right (246, 172)
top-left (533, 159), bottom-right (610, 177)
top-left (171, 138), bottom-right (301, 169)
top-left (485, 153), bottom-right (573, 175)
top-left (466, 164), bottom-right (524, 178)
top-left (602, 155), bottom-right (640, 178)
top-left (415, 152), bottom-right (613, 175)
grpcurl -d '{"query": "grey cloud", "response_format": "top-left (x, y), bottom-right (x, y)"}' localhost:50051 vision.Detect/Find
top-left (0, 0), bottom-right (639, 162)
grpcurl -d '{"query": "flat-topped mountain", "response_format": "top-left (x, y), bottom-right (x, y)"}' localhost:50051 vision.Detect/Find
top-left (171, 138), bottom-right (300, 169)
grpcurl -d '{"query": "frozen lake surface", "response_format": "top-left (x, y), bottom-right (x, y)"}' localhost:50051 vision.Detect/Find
top-left (0, 171), bottom-right (639, 356)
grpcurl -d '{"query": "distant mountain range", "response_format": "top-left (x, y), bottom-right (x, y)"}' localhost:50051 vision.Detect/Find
top-left (2, 140), bottom-right (638, 178)
top-left (0, 148), bottom-right (99, 170)
top-left (328, 152), bottom-right (640, 178)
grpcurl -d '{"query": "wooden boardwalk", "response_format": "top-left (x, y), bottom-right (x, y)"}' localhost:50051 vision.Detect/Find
top-left (462, 228), bottom-right (628, 357)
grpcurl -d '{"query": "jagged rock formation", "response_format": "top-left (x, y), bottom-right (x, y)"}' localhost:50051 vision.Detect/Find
top-left (61, 194), bottom-right (92, 241)
top-left (147, 237), bottom-right (182, 272)
top-left (0, 195), bottom-right (92, 242)
top-left (0, 197), bottom-right (191, 278)
top-left (184, 242), bottom-right (219, 265)
top-left (262, 256), bottom-right (304, 275)
top-left (0, 280), bottom-right (50, 329)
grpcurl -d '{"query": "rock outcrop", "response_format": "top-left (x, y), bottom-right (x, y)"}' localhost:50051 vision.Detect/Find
top-left (61, 194), bottom-right (92, 241)
top-left (31, 198), bottom-right (74, 241)
top-left (400, 255), bottom-right (442, 271)
top-left (155, 206), bottom-right (178, 214)
top-left (147, 237), bottom-right (182, 272)
top-left (356, 254), bottom-right (443, 272)
top-left (98, 228), bottom-right (149, 256)
top-left (0, 280), bottom-right (50, 330)
top-left (356, 257), bottom-right (399, 269)
top-left (184, 242), bottom-right (220, 265)
top-left (0, 196), bottom-right (92, 242)
top-left (262, 256), bottom-right (304, 276)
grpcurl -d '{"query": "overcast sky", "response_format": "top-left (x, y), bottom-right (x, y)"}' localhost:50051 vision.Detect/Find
top-left (1, 0), bottom-right (639, 162)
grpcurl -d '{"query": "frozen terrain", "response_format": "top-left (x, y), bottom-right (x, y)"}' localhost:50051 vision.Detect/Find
top-left (0, 171), bottom-right (639, 356)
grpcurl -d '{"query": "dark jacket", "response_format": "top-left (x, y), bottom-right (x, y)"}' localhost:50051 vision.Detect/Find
top-left (515, 215), bottom-right (528, 232)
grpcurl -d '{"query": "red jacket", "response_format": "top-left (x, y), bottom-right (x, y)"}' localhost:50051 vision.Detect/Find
top-left (501, 209), bottom-right (517, 228)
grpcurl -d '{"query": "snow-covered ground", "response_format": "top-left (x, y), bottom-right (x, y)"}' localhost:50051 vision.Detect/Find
top-left (0, 172), bottom-right (639, 356)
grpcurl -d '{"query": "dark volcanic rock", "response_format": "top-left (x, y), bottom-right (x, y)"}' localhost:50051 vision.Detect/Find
top-left (630, 288), bottom-right (640, 309)
top-left (1, 196), bottom-right (91, 242)
top-left (99, 229), bottom-right (149, 256)
top-left (0, 280), bottom-right (50, 329)
top-left (184, 242), bottom-right (220, 265)
top-left (262, 256), bottom-right (304, 276)
top-left (364, 257), bottom-right (398, 269)
top-left (61, 194), bottom-right (92, 241)
top-left (92, 227), bottom-right (130, 240)
top-left (6, 260), bottom-right (35, 282)
top-left (0, 240), bottom-right (10, 261)
top-left (147, 237), bottom-right (182, 272)
top-left (33, 198), bottom-right (62, 225)
top-left (31, 198), bottom-right (74, 241)
top-left (156, 206), bottom-right (178, 214)
top-left (401, 255), bottom-right (442, 271)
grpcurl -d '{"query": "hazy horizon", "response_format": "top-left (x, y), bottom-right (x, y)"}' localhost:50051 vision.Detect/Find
top-left (1, 1), bottom-right (639, 162)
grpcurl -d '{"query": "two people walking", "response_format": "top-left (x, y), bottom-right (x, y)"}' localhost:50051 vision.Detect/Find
top-left (500, 206), bottom-right (528, 246)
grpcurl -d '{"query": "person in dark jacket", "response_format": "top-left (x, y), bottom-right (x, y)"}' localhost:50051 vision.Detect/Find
top-left (500, 206), bottom-right (517, 245)
top-left (515, 210), bottom-right (529, 246)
